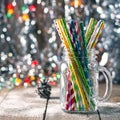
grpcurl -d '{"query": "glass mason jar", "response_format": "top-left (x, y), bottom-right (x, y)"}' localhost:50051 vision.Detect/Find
top-left (60, 49), bottom-right (112, 113)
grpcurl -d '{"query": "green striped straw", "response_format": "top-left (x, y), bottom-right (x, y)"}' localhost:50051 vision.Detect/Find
top-left (85, 18), bottom-right (97, 45)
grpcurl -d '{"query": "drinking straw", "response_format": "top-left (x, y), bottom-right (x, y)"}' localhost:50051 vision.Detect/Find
top-left (61, 22), bottom-right (89, 110)
top-left (54, 18), bottom-right (95, 110)
top-left (54, 19), bottom-right (89, 110)
top-left (65, 79), bottom-right (75, 111)
top-left (61, 19), bottom-right (90, 83)
top-left (91, 22), bottom-right (104, 49)
top-left (60, 18), bottom-right (91, 94)
top-left (70, 62), bottom-right (95, 110)
top-left (70, 66), bottom-right (85, 110)
top-left (69, 20), bottom-right (87, 72)
top-left (63, 19), bottom-right (95, 108)
top-left (69, 20), bottom-right (86, 110)
top-left (70, 20), bottom-right (95, 110)
top-left (54, 19), bottom-right (70, 49)
top-left (69, 62), bottom-right (89, 110)
top-left (80, 22), bottom-right (89, 78)
top-left (79, 21), bottom-right (96, 109)
top-left (85, 18), bottom-right (97, 45)
top-left (87, 20), bottom-right (103, 50)
top-left (70, 20), bottom-right (82, 59)
top-left (54, 21), bottom-right (78, 81)
top-left (70, 20), bottom-right (91, 87)
top-left (65, 70), bottom-right (77, 111)
top-left (60, 19), bottom-right (75, 52)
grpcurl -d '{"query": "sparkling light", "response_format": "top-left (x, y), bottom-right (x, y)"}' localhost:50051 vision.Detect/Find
top-left (100, 13), bottom-right (106, 19)
top-left (48, 28), bottom-right (52, 34)
top-left (25, 21), bottom-right (30, 26)
top-left (39, 73), bottom-right (43, 77)
top-left (31, 44), bottom-right (35, 49)
top-left (0, 77), bottom-right (4, 82)
top-left (44, 7), bottom-right (49, 14)
top-left (1, 34), bottom-right (5, 39)
top-left (1, 54), bottom-right (7, 61)
top-left (37, 30), bottom-right (41, 34)
top-left (1, 67), bottom-right (6, 71)
top-left (52, 55), bottom-right (57, 62)
top-left (20, 36), bottom-right (27, 46)
top-left (24, 82), bottom-right (28, 88)
top-left (12, 0), bottom-right (16, 6)
top-left (37, 0), bottom-right (41, 4)
top-left (6, 36), bottom-right (11, 41)
top-left (51, 63), bottom-right (56, 68)
top-left (97, 7), bottom-right (103, 14)
top-left (70, 7), bottom-right (75, 14)
top-left (8, 53), bottom-right (13, 57)
top-left (29, 69), bottom-right (35, 76)
top-left (24, 0), bottom-right (33, 4)
top-left (18, 69), bottom-right (22, 73)
top-left (41, 1), bottom-right (45, 6)
top-left (31, 20), bottom-right (36, 25)
top-left (3, 27), bottom-right (7, 32)
top-left (13, 74), bottom-right (17, 78)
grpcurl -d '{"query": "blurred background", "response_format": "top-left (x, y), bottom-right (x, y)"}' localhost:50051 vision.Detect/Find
top-left (0, 0), bottom-right (120, 90)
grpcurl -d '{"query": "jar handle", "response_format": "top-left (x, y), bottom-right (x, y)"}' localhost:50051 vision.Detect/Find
top-left (97, 66), bottom-right (112, 101)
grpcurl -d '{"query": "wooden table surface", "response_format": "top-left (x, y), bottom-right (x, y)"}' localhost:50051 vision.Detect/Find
top-left (0, 83), bottom-right (120, 120)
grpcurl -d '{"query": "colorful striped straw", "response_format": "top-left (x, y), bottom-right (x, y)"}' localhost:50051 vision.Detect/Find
top-left (69, 20), bottom-right (82, 59)
top-left (91, 22), bottom-right (104, 48)
top-left (54, 19), bottom-right (89, 110)
top-left (87, 20), bottom-right (104, 50)
top-left (70, 65), bottom-right (84, 110)
top-left (80, 21), bottom-right (96, 109)
top-left (54, 18), bottom-right (95, 110)
top-left (85, 18), bottom-right (97, 45)
top-left (80, 22), bottom-right (90, 79)
top-left (65, 70), bottom-right (75, 111)
top-left (61, 18), bottom-right (94, 100)
top-left (69, 20), bottom-right (92, 99)
top-left (69, 21), bottom-right (88, 110)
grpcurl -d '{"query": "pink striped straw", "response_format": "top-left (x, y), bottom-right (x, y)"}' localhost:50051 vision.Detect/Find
top-left (65, 70), bottom-right (75, 111)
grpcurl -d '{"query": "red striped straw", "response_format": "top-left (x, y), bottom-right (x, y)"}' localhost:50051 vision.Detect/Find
top-left (65, 70), bottom-right (75, 111)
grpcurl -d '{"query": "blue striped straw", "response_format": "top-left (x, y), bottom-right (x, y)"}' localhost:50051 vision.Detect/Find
top-left (80, 22), bottom-right (89, 79)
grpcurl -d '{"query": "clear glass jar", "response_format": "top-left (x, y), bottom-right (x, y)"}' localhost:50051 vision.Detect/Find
top-left (60, 49), bottom-right (112, 113)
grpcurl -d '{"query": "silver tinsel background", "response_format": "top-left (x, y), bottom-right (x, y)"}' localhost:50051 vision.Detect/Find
top-left (0, 0), bottom-right (120, 90)
top-left (90, 0), bottom-right (120, 84)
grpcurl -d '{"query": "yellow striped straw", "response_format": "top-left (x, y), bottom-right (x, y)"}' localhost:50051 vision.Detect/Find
top-left (85, 18), bottom-right (94, 37)
top-left (70, 62), bottom-right (89, 110)
top-left (54, 19), bottom-right (69, 49)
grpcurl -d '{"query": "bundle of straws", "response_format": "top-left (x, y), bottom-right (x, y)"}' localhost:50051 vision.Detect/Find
top-left (54, 18), bottom-right (104, 111)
